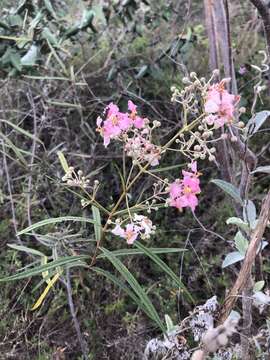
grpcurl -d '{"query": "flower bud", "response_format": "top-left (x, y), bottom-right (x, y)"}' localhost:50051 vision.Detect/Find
top-left (239, 107), bottom-right (246, 113)
top-left (231, 135), bottom-right (238, 142)
top-left (182, 77), bottom-right (190, 84)
top-left (209, 155), bottom-right (216, 162)
top-left (237, 121), bottom-right (245, 128)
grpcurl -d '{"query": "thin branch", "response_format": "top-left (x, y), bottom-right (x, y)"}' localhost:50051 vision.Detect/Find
top-left (218, 189), bottom-right (270, 323)
top-left (66, 269), bottom-right (89, 360)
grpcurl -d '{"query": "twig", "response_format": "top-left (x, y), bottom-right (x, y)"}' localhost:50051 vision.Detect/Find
top-left (249, 0), bottom-right (270, 92)
top-left (218, 189), bottom-right (270, 323)
top-left (66, 269), bottom-right (89, 359)
top-left (1, 140), bottom-right (22, 244)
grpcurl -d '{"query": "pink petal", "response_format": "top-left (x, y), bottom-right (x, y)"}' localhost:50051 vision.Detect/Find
top-left (205, 99), bottom-right (220, 113)
top-left (133, 116), bottom-right (145, 129)
top-left (190, 161), bottom-right (197, 173)
top-left (128, 100), bottom-right (137, 113)
top-left (111, 225), bottom-right (125, 238)
top-left (96, 116), bottom-right (103, 127)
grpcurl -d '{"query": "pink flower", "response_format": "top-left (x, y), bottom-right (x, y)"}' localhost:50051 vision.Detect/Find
top-left (97, 101), bottom-right (149, 147)
top-left (128, 100), bottom-right (137, 113)
top-left (96, 103), bottom-right (132, 147)
top-left (128, 100), bottom-right (145, 129)
top-left (112, 223), bottom-right (140, 244)
top-left (204, 81), bottom-right (240, 128)
top-left (168, 162), bottom-right (201, 212)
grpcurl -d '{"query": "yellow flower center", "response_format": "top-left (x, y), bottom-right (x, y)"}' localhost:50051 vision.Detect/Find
top-left (111, 116), bottom-right (119, 125)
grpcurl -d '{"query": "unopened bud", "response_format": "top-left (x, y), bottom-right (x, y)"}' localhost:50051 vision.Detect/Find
top-left (221, 133), bottom-right (228, 140)
top-left (237, 121), bottom-right (245, 128)
top-left (231, 135), bottom-right (238, 142)
top-left (182, 77), bottom-right (190, 84)
top-left (239, 107), bottom-right (246, 113)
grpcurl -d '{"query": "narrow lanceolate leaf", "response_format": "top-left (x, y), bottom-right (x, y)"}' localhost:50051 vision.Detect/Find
top-left (31, 272), bottom-right (61, 310)
top-left (57, 151), bottom-right (69, 173)
top-left (97, 247), bottom-right (186, 259)
top-left (92, 206), bottom-right (101, 241)
top-left (252, 165), bottom-right (270, 175)
top-left (222, 251), bottom-right (245, 268)
top-left (134, 242), bottom-right (194, 303)
top-left (246, 111), bottom-right (270, 136)
top-left (100, 247), bottom-right (165, 332)
top-left (17, 216), bottom-right (98, 236)
top-left (211, 179), bottom-right (243, 205)
top-left (91, 267), bottom-right (145, 311)
top-left (0, 119), bottom-right (43, 145)
top-left (0, 255), bottom-right (89, 282)
top-left (7, 244), bottom-right (45, 257)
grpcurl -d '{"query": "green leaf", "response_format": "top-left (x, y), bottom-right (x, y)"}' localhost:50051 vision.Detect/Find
top-left (222, 251), bottom-right (245, 268)
top-left (42, 27), bottom-right (59, 47)
top-left (100, 247), bottom-right (165, 332)
top-left (135, 65), bottom-right (149, 79)
top-left (150, 163), bottom-right (185, 173)
top-left (92, 267), bottom-right (145, 311)
top-left (79, 10), bottom-right (95, 30)
top-left (234, 231), bottom-right (249, 256)
top-left (253, 280), bottom-right (265, 293)
top-left (243, 200), bottom-right (256, 227)
top-left (246, 111), bottom-right (270, 136)
top-left (211, 179), bottom-right (243, 205)
top-left (165, 314), bottom-right (175, 333)
top-left (10, 52), bottom-right (22, 71)
top-left (0, 132), bottom-right (27, 166)
top-left (7, 244), bottom-right (45, 257)
top-left (134, 242), bottom-right (193, 303)
top-left (0, 255), bottom-right (89, 282)
top-left (97, 247), bottom-right (186, 259)
top-left (92, 206), bottom-right (101, 241)
top-left (17, 216), bottom-right (98, 236)
top-left (21, 44), bottom-right (38, 66)
top-left (44, 0), bottom-right (57, 18)
top-left (252, 165), bottom-right (270, 175)
top-left (226, 217), bottom-right (249, 232)
top-left (57, 151), bottom-right (69, 173)
top-left (1, 119), bottom-right (43, 145)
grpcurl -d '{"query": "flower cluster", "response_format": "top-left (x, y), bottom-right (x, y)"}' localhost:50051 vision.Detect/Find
top-left (168, 162), bottom-right (201, 212)
top-left (96, 100), bottom-right (161, 166)
top-left (111, 214), bottom-right (155, 244)
top-left (62, 167), bottom-right (90, 188)
top-left (125, 135), bottom-right (161, 166)
top-left (204, 80), bottom-right (240, 128)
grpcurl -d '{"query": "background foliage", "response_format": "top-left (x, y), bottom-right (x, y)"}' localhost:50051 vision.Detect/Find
top-left (0, 0), bottom-right (270, 359)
